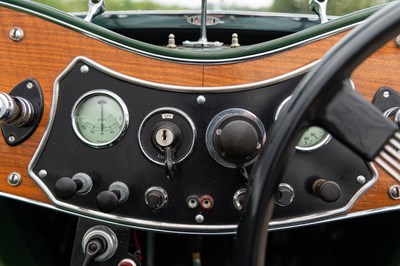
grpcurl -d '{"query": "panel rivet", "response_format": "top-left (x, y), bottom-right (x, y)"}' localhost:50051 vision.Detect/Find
top-left (195, 214), bottom-right (204, 224)
top-left (356, 175), bottom-right (366, 185)
top-left (7, 172), bottom-right (22, 187)
top-left (38, 169), bottom-right (48, 178)
top-left (389, 185), bottom-right (400, 200)
top-left (80, 65), bottom-right (89, 74)
top-left (196, 95), bottom-right (206, 104)
top-left (9, 27), bottom-right (24, 42)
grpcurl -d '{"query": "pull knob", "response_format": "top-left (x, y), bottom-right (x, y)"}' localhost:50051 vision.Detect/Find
top-left (0, 92), bottom-right (33, 127)
top-left (219, 120), bottom-right (259, 162)
top-left (145, 187), bottom-right (168, 210)
top-left (96, 182), bottom-right (129, 213)
top-left (55, 173), bottom-right (93, 200)
top-left (313, 179), bottom-right (341, 202)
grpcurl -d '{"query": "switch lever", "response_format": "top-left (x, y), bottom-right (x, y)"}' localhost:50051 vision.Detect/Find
top-left (153, 121), bottom-right (182, 180)
top-left (82, 237), bottom-right (106, 266)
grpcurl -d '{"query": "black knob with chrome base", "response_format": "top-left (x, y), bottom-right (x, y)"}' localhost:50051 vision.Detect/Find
top-left (96, 182), bottom-right (130, 213)
top-left (55, 173), bottom-right (93, 200)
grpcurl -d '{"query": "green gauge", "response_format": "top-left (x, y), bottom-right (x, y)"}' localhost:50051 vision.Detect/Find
top-left (275, 96), bottom-right (331, 152)
top-left (72, 90), bottom-right (129, 148)
top-left (296, 126), bottom-right (331, 151)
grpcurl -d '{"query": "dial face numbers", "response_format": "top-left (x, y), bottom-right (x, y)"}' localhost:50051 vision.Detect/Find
top-left (275, 96), bottom-right (331, 152)
top-left (72, 90), bottom-right (128, 148)
top-left (296, 126), bottom-right (330, 151)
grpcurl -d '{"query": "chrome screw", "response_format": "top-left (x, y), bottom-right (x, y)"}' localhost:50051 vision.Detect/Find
top-left (383, 91), bottom-right (390, 98)
top-left (26, 82), bottom-right (33, 89)
top-left (7, 172), bottom-right (22, 187)
top-left (9, 27), bottom-right (24, 42)
top-left (396, 35), bottom-right (400, 48)
top-left (8, 135), bottom-right (15, 143)
top-left (389, 185), bottom-right (400, 200)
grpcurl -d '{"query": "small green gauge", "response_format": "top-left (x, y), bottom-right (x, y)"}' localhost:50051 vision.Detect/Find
top-left (72, 90), bottom-right (129, 148)
top-left (296, 126), bottom-right (331, 151)
top-left (275, 96), bottom-right (331, 152)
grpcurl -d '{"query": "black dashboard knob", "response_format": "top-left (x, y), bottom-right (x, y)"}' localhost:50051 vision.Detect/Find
top-left (55, 177), bottom-right (82, 200)
top-left (96, 182), bottom-right (130, 213)
top-left (313, 179), bottom-right (341, 202)
top-left (96, 191), bottom-right (120, 213)
top-left (219, 120), bottom-right (259, 162)
top-left (54, 173), bottom-right (93, 200)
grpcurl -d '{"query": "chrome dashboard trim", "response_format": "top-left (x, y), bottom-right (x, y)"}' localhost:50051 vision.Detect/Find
top-left (0, 1), bottom-right (359, 64)
top-left (26, 56), bottom-right (381, 234)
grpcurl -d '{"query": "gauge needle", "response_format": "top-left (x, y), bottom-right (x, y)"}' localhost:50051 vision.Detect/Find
top-left (98, 100), bottom-right (106, 132)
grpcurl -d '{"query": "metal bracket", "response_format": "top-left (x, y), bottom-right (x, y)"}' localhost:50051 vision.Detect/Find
top-left (84, 0), bottom-right (106, 22)
top-left (309, 0), bottom-right (329, 24)
top-left (2, 79), bottom-right (44, 146)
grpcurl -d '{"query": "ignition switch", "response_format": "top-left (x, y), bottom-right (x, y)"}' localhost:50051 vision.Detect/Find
top-left (138, 107), bottom-right (196, 181)
top-left (153, 121), bottom-right (182, 180)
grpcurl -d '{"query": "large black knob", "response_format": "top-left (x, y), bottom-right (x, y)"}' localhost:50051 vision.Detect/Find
top-left (220, 120), bottom-right (259, 162)
top-left (54, 173), bottom-right (93, 200)
top-left (96, 182), bottom-right (129, 213)
top-left (313, 179), bottom-right (341, 202)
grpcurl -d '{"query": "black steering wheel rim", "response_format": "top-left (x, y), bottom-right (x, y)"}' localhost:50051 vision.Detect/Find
top-left (234, 1), bottom-right (400, 265)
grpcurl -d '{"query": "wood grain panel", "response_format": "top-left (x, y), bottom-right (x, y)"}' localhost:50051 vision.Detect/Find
top-left (203, 32), bottom-right (348, 87)
top-left (0, 6), bottom-right (399, 218)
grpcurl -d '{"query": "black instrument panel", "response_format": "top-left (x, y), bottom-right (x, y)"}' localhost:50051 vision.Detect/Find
top-left (29, 57), bottom-right (375, 233)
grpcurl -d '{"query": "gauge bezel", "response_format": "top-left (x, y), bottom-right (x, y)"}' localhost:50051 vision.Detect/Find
top-left (275, 96), bottom-right (331, 152)
top-left (71, 89), bottom-right (129, 148)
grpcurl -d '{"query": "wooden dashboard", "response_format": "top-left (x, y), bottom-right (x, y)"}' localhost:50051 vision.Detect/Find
top-left (0, 4), bottom-right (399, 226)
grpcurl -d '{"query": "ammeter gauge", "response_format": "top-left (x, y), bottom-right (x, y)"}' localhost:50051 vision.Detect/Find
top-left (275, 96), bottom-right (331, 152)
top-left (71, 90), bottom-right (129, 148)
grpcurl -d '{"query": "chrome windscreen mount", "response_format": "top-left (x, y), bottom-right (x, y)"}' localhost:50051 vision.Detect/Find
top-left (183, 0), bottom-right (223, 48)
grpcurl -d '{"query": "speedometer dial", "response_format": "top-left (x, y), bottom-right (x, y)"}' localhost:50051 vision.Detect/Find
top-left (72, 90), bottom-right (129, 148)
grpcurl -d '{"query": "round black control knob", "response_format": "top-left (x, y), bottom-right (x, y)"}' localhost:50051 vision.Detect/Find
top-left (96, 182), bottom-right (130, 213)
top-left (96, 191), bottom-right (120, 213)
top-left (219, 120), bottom-right (259, 162)
top-left (55, 173), bottom-right (93, 200)
top-left (313, 179), bottom-right (341, 202)
top-left (55, 177), bottom-right (82, 200)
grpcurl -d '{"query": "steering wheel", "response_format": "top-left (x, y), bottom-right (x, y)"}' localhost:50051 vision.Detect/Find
top-left (234, 1), bottom-right (400, 265)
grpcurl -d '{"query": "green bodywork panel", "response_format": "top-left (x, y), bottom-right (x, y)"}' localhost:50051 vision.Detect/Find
top-left (0, 0), bottom-right (383, 61)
